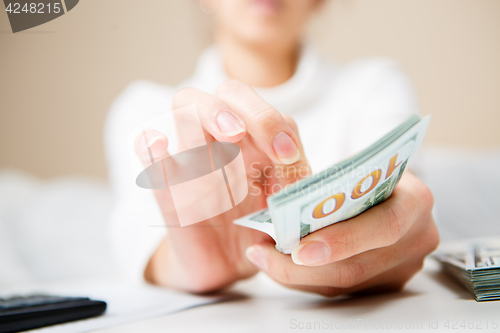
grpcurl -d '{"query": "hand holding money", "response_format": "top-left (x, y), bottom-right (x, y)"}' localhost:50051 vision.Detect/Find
top-left (245, 172), bottom-right (439, 296)
top-left (135, 79), bottom-right (439, 295)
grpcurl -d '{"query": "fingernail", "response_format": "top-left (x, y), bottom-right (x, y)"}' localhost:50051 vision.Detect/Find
top-left (217, 112), bottom-right (245, 136)
top-left (291, 241), bottom-right (329, 266)
top-left (145, 134), bottom-right (168, 159)
top-left (245, 246), bottom-right (268, 271)
top-left (273, 132), bottom-right (300, 165)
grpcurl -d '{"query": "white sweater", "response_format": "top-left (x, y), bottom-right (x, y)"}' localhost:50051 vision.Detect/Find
top-left (104, 45), bottom-right (417, 281)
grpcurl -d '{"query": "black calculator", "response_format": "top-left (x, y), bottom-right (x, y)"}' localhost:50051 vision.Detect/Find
top-left (0, 295), bottom-right (106, 333)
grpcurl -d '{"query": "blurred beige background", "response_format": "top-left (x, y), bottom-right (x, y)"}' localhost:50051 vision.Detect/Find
top-left (1, 0), bottom-right (499, 180)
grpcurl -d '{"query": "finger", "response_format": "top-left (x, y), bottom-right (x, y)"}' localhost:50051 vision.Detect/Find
top-left (280, 114), bottom-right (312, 182)
top-left (245, 215), bottom-right (435, 289)
top-left (279, 258), bottom-right (425, 297)
top-left (291, 172), bottom-right (434, 266)
top-left (278, 218), bottom-right (438, 296)
top-left (246, 242), bottom-right (391, 288)
top-left (172, 87), bottom-right (246, 143)
top-left (134, 129), bottom-right (180, 225)
top-left (134, 129), bottom-right (170, 163)
top-left (245, 196), bottom-right (438, 288)
top-left (215, 80), bottom-right (310, 185)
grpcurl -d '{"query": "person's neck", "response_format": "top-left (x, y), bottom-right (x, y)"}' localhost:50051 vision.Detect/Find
top-left (216, 34), bottom-right (299, 88)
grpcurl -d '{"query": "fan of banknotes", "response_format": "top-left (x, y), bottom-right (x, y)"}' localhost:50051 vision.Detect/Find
top-left (235, 114), bottom-right (430, 254)
top-left (434, 240), bottom-right (500, 302)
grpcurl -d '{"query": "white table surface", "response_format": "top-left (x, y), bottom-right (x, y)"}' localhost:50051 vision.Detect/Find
top-left (95, 259), bottom-right (500, 333)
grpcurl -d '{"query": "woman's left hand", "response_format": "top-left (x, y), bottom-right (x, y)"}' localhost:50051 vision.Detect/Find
top-left (245, 172), bottom-right (440, 296)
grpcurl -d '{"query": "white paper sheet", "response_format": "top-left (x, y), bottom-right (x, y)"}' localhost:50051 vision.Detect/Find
top-left (2, 282), bottom-right (235, 333)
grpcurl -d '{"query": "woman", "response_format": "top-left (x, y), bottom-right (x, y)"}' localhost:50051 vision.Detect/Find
top-left (105, 0), bottom-right (439, 295)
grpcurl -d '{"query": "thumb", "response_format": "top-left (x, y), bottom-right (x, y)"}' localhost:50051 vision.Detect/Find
top-left (135, 129), bottom-right (170, 165)
top-left (134, 129), bottom-right (180, 226)
top-left (271, 115), bottom-right (311, 188)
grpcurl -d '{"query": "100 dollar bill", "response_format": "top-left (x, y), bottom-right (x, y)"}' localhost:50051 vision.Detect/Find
top-left (235, 115), bottom-right (430, 254)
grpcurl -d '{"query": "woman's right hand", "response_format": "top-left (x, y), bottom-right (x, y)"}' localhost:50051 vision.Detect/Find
top-left (134, 79), bottom-right (311, 293)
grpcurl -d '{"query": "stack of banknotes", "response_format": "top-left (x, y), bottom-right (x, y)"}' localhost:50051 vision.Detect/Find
top-left (434, 240), bottom-right (500, 302)
top-left (235, 114), bottom-right (430, 254)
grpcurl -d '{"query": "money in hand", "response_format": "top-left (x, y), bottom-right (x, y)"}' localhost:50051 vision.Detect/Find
top-left (234, 115), bottom-right (431, 253)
